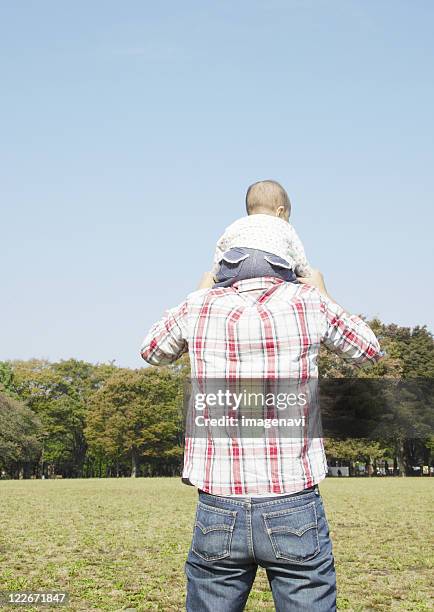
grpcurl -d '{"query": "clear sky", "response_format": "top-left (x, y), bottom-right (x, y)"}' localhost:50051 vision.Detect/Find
top-left (1, 1), bottom-right (433, 368)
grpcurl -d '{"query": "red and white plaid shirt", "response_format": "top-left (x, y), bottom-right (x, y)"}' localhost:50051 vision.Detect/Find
top-left (141, 277), bottom-right (381, 495)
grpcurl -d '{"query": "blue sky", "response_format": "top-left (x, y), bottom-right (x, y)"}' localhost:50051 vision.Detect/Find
top-left (1, 1), bottom-right (433, 368)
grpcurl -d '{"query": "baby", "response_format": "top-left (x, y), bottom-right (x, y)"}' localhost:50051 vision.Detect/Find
top-left (201, 180), bottom-right (312, 289)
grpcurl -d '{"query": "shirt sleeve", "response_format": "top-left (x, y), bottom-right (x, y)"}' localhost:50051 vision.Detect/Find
top-left (319, 293), bottom-right (382, 366)
top-left (286, 225), bottom-right (312, 277)
top-left (140, 301), bottom-right (189, 366)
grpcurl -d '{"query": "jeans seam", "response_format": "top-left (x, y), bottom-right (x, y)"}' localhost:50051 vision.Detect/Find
top-left (246, 506), bottom-right (257, 563)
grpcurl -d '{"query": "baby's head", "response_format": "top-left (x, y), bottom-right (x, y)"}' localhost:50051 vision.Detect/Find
top-left (245, 180), bottom-right (291, 221)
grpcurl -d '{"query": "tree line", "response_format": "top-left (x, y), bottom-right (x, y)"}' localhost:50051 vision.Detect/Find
top-left (0, 319), bottom-right (433, 479)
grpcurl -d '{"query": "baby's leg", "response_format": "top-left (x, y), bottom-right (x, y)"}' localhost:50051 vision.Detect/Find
top-left (213, 248), bottom-right (297, 287)
top-left (213, 247), bottom-right (251, 287)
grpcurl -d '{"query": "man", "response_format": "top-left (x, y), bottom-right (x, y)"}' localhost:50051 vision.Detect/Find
top-left (141, 267), bottom-right (381, 611)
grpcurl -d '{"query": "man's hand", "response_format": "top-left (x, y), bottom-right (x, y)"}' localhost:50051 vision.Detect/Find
top-left (297, 269), bottom-right (328, 297)
top-left (198, 272), bottom-right (215, 290)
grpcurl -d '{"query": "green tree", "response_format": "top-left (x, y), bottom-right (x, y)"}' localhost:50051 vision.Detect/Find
top-left (0, 361), bottom-right (19, 399)
top-left (86, 368), bottom-right (183, 477)
top-left (0, 393), bottom-right (43, 478)
top-left (325, 438), bottom-right (386, 475)
top-left (10, 359), bottom-right (116, 477)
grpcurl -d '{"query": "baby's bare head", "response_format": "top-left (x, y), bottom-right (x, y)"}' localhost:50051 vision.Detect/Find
top-left (245, 180), bottom-right (291, 220)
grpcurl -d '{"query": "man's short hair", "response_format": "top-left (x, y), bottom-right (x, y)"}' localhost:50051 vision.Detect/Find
top-left (245, 180), bottom-right (291, 215)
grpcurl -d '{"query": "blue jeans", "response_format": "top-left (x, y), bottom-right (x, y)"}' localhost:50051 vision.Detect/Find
top-left (185, 486), bottom-right (336, 611)
top-left (214, 247), bottom-right (297, 288)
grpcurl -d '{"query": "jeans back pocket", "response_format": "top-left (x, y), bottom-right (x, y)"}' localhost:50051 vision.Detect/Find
top-left (263, 501), bottom-right (320, 563)
top-left (192, 502), bottom-right (237, 561)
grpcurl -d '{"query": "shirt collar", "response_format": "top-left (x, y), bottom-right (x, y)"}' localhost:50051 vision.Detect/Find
top-left (231, 276), bottom-right (285, 293)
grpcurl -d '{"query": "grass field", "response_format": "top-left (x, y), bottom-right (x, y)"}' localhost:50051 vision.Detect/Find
top-left (0, 478), bottom-right (432, 611)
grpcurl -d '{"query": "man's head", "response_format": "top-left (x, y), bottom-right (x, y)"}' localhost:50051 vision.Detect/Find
top-left (245, 180), bottom-right (291, 221)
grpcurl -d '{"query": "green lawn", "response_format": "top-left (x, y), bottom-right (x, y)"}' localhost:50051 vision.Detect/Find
top-left (0, 478), bottom-right (432, 611)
